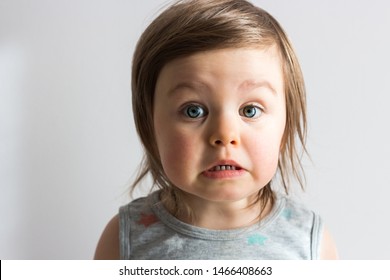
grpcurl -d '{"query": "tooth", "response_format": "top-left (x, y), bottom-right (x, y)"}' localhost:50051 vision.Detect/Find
top-left (210, 165), bottom-right (239, 171)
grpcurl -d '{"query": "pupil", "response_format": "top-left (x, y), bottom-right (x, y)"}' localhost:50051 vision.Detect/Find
top-left (188, 106), bottom-right (201, 118)
top-left (245, 106), bottom-right (256, 117)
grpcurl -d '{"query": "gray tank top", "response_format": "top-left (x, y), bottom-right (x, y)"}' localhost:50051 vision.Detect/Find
top-left (119, 191), bottom-right (323, 259)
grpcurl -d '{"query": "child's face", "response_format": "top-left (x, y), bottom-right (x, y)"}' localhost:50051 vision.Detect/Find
top-left (154, 47), bottom-right (286, 206)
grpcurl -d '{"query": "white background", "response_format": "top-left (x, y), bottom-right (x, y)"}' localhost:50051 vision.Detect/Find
top-left (1, 0), bottom-right (389, 259)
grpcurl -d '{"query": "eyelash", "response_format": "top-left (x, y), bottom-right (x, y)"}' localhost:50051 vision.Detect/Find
top-left (181, 103), bottom-right (264, 120)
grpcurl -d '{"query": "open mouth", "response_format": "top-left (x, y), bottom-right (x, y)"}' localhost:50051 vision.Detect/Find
top-left (203, 162), bottom-right (245, 179)
top-left (209, 165), bottom-right (241, 171)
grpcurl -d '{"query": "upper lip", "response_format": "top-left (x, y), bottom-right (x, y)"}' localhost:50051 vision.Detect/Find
top-left (205, 159), bottom-right (243, 171)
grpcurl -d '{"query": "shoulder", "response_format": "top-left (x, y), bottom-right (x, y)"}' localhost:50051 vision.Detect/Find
top-left (319, 226), bottom-right (339, 259)
top-left (281, 195), bottom-right (339, 259)
top-left (277, 194), bottom-right (316, 227)
top-left (276, 194), bottom-right (338, 259)
top-left (94, 195), bottom-right (154, 260)
top-left (94, 214), bottom-right (120, 260)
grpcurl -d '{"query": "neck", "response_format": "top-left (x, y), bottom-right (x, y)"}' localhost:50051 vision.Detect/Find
top-left (163, 192), bottom-right (273, 230)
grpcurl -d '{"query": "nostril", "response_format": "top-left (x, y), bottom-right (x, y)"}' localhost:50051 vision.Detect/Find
top-left (213, 139), bottom-right (238, 146)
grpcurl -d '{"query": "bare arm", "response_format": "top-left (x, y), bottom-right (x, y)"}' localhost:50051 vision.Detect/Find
top-left (319, 226), bottom-right (339, 259)
top-left (94, 214), bottom-right (120, 260)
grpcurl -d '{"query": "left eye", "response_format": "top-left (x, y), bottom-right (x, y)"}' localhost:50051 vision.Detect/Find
top-left (184, 104), bottom-right (207, 119)
top-left (239, 105), bottom-right (262, 118)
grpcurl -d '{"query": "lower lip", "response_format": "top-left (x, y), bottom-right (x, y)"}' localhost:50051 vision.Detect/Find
top-left (202, 169), bottom-right (246, 179)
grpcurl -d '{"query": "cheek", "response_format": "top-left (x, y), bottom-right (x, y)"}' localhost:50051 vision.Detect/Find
top-left (160, 133), bottom-right (190, 167)
top-left (246, 127), bottom-right (284, 179)
top-left (155, 124), bottom-right (201, 182)
top-left (249, 138), bottom-right (280, 166)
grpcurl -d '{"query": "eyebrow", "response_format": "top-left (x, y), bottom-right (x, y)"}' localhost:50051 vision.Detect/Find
top-left (238, 80), bottom-right (278, 95)
top-left (167, 79), bottom-right (278, 97)
top-left (167, 81), bottom-right (209, 97)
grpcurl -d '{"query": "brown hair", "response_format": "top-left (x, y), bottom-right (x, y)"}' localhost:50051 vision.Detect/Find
top-left (131, 0), bottom-right (307, 217)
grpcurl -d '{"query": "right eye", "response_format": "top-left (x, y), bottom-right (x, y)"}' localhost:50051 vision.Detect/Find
top-left (183, 104), bottom-right (207, 119)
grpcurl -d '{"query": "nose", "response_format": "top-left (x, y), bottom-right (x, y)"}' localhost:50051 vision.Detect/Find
top-left (208, 113), bottom-right (240, 147)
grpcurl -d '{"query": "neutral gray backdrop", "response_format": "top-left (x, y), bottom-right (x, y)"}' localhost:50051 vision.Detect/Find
top-left (1, 0), bottom-right (389, 259)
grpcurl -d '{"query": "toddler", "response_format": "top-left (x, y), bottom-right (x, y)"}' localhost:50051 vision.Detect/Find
top-left (94, 0), bottom-right (338, 259)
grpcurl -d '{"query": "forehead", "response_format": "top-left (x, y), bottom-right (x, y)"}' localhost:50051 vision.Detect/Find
top-left (155, 46), bottom-right (284, 96)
